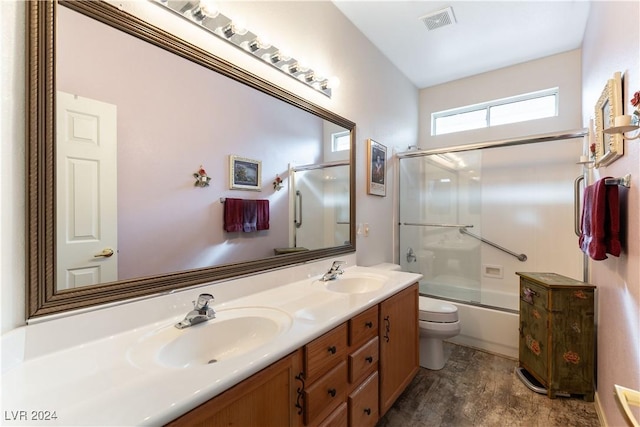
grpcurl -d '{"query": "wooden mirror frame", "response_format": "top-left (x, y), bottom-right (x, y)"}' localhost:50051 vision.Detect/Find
top-left (26, 1), bottom-right (356, 319)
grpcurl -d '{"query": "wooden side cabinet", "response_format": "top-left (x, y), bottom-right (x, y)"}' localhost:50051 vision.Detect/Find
top-left (379, 283), bottom-right (419, 415)
top-left (517, 272), bottom-right (596, 401)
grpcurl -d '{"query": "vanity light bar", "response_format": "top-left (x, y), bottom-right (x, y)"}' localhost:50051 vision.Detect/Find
top-left (153, 0), bottom-right (336, 97)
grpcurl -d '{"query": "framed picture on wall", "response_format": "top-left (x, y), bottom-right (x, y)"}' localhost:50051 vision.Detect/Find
top-left (594, 71), bottom-right (624, 167)
top-left (230, 156), bottom-right (262, 191)
top-left (367, 139), bottom-right (387, 196)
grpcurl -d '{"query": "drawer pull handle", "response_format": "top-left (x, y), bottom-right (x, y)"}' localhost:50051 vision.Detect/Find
top-left (365, 321), bottom-right (373, 328)
top-left (383, 315), bottom-right (390, 343)
top-left (294, 372), bottom-right (305, 416)
top-left (364, 408), bottom-right (371, 416)
top-left (365, 356), bottom-right (373, 363)
top-left (522, 287), bottom-right (537, 304)
top-left (327, 388), bottom-right (336, 397)
top-left (328, 346), bottom-right (337, 354)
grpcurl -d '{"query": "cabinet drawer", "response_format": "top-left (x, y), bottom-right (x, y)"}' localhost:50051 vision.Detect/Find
top-left (349, 337), bottom-right (378, 384)
top-left (317, 402), bottom-right (347, 427)
top-left (305, 360), bottom-right (348, 425)
top-left (349, 306), bottom-right (378, 347)
top-left (520, 280), bottom-right (548, 310)
top-left (348, 372), bottom-right (379, 427)
top-left (305, 323), bottom-right (348, 383)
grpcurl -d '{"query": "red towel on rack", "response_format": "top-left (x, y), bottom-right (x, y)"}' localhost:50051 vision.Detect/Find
top-left (223, 198), bottom-right (244, 232)
top-left (606, 182), bottom-right (621, 257)
top-left (256, 199), bottom-right (270, 230)
top-left (243, 199), bottom-right (257, 232)
top-left (579, 177), bottom-right (620, 260)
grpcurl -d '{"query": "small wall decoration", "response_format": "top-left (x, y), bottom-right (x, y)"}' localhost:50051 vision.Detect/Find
top-left (273, 174), bottom-right (283, 191)
top-left (230, 155), bottom-right (262, 191)
top-left (367, 139), bottom-right (387, 196)
top-left (594, 71), bottom-right (623, 166)
top-left (193, 165), bottom-right (211, 187)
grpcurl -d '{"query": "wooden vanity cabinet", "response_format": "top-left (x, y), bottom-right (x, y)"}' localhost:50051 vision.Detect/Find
top-left (517, 272), bottom-right (596, 401)
top-left (379, 283), bottom-right (419, 416)
top-left (306, 305), bottom-right (380, 426)
top-left (166, 285), bottom-right (419, 427)
top-left (166, 349), bottom-right (304, 427)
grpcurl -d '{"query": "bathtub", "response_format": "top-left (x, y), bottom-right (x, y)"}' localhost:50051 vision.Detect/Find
top-left (419, 278), bottom-right (520, 359)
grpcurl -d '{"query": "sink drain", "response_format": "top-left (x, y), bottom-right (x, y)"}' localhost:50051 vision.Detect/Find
top-left (207, 359), bottom-right (218, 364)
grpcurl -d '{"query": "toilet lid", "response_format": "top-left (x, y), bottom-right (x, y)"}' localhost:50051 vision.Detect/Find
top-left (419, 297), bottom-right (458, 322)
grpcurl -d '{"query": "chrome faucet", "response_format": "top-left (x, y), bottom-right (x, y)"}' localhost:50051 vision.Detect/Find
top-left (321, 261), bottom-right (346, 281)
top-left (175, 293), bottom-right (216, 329)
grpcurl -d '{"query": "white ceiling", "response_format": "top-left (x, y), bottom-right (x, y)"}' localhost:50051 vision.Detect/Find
top-left (333, 1), bottom-right (591, 89)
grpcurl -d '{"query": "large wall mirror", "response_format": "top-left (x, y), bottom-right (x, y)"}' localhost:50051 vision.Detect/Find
top-left (26, 1), bottom-right (356, 319)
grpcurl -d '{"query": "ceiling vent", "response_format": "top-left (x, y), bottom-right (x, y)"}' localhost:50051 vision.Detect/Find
top-left (420, 6), bottom-right (456, 31)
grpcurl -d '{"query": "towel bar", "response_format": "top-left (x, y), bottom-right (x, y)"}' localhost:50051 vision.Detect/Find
top-left (605, 174), bottom-right (631, 188)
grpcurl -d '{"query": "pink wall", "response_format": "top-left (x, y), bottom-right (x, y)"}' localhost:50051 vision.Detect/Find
top-left (57, 7), bottom-right (325, 280)
top-left (581, 1), bottom-right (640, 425)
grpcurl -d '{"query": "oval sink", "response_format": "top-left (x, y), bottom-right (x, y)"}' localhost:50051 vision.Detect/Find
top-left (325, 273), bottom-right (387, 294)
top-left (128, 307), bottom-right (292, 369)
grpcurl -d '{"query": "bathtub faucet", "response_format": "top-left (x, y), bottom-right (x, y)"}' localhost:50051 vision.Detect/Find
top-left (322, 261), bottom-right (346, 281)
top-left (175, 293), bottom-right (216, 329)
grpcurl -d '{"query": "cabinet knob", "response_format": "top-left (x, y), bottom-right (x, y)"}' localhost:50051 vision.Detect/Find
top-left (364, 408), bottom-right (371, 416)
top-left (327, 388), bottom-right (336, 397)
top-left (365, 356), bottom-right (373, 363)
top-left (365, 321), bottom-right (373, 328)
top-left (327, 346), bottom-right (337, 354)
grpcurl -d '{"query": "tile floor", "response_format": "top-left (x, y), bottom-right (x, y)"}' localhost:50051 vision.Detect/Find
top-left (377, 343), bottom-right (601, 427)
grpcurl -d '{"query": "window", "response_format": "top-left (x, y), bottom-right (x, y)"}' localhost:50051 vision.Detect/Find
top-left (331, 130), bottom-right (351, 152)
top-left (432, 88), bottom-right (558, 135)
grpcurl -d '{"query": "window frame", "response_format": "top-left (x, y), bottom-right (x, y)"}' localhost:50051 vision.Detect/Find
top-left (431, 87), bottom-right (559, 136)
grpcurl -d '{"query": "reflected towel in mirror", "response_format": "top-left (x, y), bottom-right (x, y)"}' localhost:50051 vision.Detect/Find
top-left (257, 200), bottom-right (269, 230)
top-left (243, 200), bottom-right (257, 232)
top-left (224, 198), bottom-right (244, 232)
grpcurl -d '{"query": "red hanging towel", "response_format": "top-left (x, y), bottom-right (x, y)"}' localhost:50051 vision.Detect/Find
top-left (256, 199), bottom-right (270, 230)
top-left (223, 198), bottom-right (244, 232)
top-left (579, 177), bottom-right (620, 260)
top-left (243, 199), bottom-right (257, 232)
top-left (605, 181), bottom-right (621, 257)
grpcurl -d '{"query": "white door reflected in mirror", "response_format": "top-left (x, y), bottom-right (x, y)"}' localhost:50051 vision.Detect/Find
top-left (56, 92), bottom-right (118, 289)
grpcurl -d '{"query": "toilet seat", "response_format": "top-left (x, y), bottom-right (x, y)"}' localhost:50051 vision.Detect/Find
top-left (419, 297), bottom-right (458, 323)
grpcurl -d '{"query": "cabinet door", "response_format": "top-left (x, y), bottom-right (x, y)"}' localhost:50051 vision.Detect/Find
top-left (378, 284), bottom-right (419, 416)
top-left (167, 350), bottom-right (303, 427)
top-left (518, 282), bottom-right (549, 387)
top-left (550, 288), bottom-right (595, 398)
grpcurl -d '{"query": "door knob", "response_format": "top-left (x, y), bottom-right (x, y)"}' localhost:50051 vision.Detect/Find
top-left (94, 248), bottom-right (114, 258)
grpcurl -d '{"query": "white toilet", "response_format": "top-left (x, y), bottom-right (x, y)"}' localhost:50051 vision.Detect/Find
top-left (371, 263), bottom-right (461, 371)
top-left (418, 296), bottom-right (460, 370)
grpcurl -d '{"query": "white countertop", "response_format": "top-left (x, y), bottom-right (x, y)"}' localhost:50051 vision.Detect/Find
top-left (1, 265), bottom-right (421, 426)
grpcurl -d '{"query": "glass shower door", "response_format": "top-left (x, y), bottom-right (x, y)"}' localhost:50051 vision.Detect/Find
top-left (399, 138), bottom-right (584, 312)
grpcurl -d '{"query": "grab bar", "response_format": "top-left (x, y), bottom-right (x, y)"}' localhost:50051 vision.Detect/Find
top-left (402, 222), bottom-right (474, 228)
top-left (574, 175), bottom-right (584, 237)
top-left (294, 190), bottom-right (302, 228)
top-left (459, 227), bottom-right (527, 262)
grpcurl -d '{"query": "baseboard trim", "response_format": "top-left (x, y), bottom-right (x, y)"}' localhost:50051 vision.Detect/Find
top-left (595, 390), bottom-right (608, 426)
